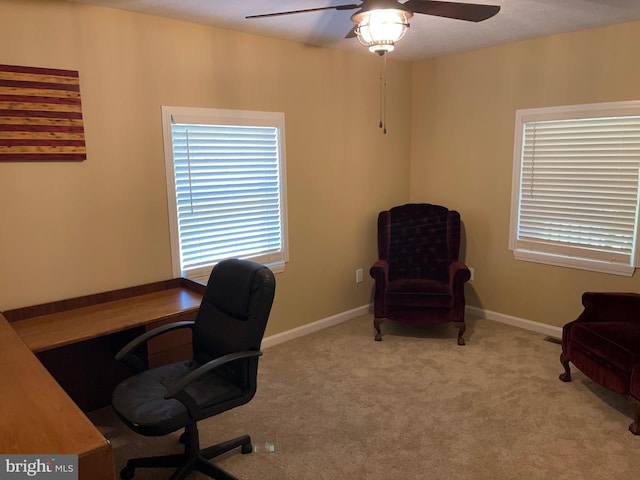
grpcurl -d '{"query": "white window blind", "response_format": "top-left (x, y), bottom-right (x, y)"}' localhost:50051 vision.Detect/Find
top-left (510, 102), bottom-right (640, 276)
top-left (163, 107), bottom-right (288, 282)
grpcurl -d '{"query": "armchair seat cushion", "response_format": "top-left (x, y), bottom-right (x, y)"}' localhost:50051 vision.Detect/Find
top-left (571, 322), bottom-right (640, 371)
top-left (565, 321), bottom-right (640, 394)
top-left (631, 368), bottom-right (640, 400)
top-left (112, 360), bottom-right (243, 437)
top-left (387, 279), bottom-right (452, 308)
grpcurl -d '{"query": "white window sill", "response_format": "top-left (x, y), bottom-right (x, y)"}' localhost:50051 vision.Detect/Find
top-left (512, 249), bottom-right (635, 277)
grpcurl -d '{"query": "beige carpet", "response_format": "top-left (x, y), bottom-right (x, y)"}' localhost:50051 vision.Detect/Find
top-left (89, 315), bottom-right (640, 479)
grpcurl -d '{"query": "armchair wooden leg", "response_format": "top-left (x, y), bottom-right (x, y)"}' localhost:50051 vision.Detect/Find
top-left (455, 322), bottom-right (466, 346)
top-left (559, 351), bottom-right (572, 382)
top-left (373, 317), bottom-right (383, 341)
top-left (629, 396), bottom-right (640, 435)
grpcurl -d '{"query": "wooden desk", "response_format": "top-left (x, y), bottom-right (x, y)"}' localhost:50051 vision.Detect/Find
top-left (6, 278), bottom-right (205, 353)
top-left (0, 313), bottom-right (115, 480)
top-left (0, 278), bottom-right (206, 480)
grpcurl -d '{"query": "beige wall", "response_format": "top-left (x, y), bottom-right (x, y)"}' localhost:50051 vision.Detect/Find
top-left (5, 1), bottom-right (639, 336)
top-left (410, 21), bottom-right (640, 327)
top-left (0, 0), bottom-right (411, 336)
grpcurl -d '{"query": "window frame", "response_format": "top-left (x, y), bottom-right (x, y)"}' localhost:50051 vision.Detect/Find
top-left (162, 105), bottom-right (289, 282)
top-left (509, 100), bottom-right (640, 276)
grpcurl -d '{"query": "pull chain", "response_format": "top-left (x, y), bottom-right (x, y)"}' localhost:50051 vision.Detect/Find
top-left (378, 54), bottom-right (388, 134)
top-left (379, 56), bottom-right (384, 130)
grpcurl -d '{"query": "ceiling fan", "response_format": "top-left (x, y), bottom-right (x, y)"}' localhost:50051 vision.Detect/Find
top-left (248, 1), bottom-right (500, 134)
top-left (247, 0), bottom-right (501, 55)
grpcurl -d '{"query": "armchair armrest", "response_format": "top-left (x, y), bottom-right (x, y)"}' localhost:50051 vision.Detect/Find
top-left (115, 320), bottom-right (195, 373)
top-left (370, 260), bottom-right (389, 318)
top-left (578, 292), bottom-right (640, 324)
top-left (449, 261), bottom-right (471, 302)
top-left (370, 260), bottom-right (389, 283)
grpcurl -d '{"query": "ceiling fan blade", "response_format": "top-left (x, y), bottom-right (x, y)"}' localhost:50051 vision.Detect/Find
top-left (403, 0), bottom-right (500, 22)
top-left (345, 25), bottom-right (357, 39)
top-left (246, 4), bottom-right (360, 19)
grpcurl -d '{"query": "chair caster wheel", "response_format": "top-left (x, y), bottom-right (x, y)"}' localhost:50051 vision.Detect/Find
top-left (241, 442), bottom-right (253, 454)
top-left (120, 466), bottom-right (135, 479)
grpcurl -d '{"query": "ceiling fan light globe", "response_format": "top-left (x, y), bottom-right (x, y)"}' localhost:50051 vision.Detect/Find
top-left (352, 8), bottom-right (411, 52)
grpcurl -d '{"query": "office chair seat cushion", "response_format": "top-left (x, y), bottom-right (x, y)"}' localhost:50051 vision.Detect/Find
top-left (112, 360), bottom-right (243, 437)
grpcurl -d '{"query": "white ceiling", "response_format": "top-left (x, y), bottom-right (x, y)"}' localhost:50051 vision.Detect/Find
top-left (68, 0), bottom-right (640, 61)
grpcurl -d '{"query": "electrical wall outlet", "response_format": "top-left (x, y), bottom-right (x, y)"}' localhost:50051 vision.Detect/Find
top-left (468, 267), bottom-right (475, 281)
top-left (356, 268), bottom-right (364, 283)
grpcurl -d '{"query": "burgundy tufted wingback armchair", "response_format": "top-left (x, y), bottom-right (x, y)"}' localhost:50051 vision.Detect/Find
top-left (559, 292), bottom-right (640, 434)
top-left (370, 203), bottom-right (471, 344)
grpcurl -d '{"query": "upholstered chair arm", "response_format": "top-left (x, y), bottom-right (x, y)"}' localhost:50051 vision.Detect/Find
top-left (115, 321), bottom-right (195, 373)
top-left (578, 292), bottom-right (640, 323)
top-left (449, 261), bottom-right (471, 302)
top-left (370, 260), bottom-right (389, 318)
top-left (370, 260), bottom-right (389, 282)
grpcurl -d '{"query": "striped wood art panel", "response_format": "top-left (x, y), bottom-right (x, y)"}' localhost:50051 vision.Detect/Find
top-left (0, 64), bottom-right (86, 162)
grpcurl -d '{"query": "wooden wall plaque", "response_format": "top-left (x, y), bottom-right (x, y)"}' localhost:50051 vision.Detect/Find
top-left (0, 64), bottom-right (86, 162)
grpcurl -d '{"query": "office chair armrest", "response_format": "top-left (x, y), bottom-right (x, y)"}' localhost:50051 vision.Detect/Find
top-left (115, 320), bottom-right (195, 372)
top-left (164, 350), bottom-right (263, 400)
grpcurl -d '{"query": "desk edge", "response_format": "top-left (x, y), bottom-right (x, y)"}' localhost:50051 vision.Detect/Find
top-left (2, 278), bottom-right (206, 322)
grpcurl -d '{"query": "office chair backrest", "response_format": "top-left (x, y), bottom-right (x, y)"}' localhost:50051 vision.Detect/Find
top-left (387, 203), bottom-right (460, 283)
top-left (192, 259), bottom-right (276, 367)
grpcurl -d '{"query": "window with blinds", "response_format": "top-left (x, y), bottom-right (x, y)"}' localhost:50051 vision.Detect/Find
top-left (509, 101), bottom-right (640, 276)
top-left (162, 106), bottom-right (288, 283)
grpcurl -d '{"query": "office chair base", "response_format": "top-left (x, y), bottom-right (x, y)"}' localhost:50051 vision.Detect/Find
top-left (120, 425), bottom-right (253, 480)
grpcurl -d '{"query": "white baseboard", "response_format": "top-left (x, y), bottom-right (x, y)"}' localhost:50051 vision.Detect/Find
top-left (261, 303), bottom-right (562, 350)
top-left (466, 305), bottom-right (563, 339)
top-left (262, 304), bottom-right (371, 349)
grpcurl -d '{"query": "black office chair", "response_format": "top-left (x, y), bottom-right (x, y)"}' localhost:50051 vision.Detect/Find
top-left (111, 259), bottom-right (276, 480)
